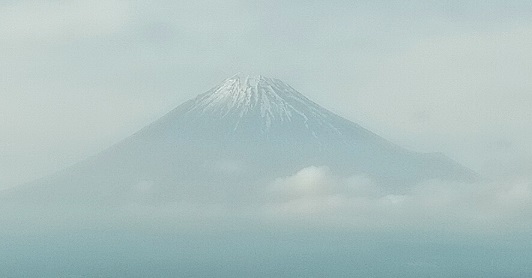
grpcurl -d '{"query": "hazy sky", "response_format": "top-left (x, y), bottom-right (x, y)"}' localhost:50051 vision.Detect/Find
top-left (1, 0), bottom-right (532, 187)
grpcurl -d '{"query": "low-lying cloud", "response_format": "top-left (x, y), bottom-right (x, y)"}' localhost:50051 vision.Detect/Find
top-left (88, 165), bottom-right (532, 238)
top-left (2, 165), bottom-right (531, 277)
top-left (262, 166), bottom-right (532, 234)
top-left (3, 164), bottom-right (531, 238)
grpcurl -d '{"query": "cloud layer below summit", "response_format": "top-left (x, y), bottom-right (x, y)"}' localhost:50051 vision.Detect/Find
top-left (99, 165), bottom-right (530, 237)
top-left (1, 2), bottom-right (531, 276)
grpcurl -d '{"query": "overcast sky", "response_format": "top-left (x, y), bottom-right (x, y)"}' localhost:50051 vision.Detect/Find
top-left (1, 0), bottom-right (531, 188)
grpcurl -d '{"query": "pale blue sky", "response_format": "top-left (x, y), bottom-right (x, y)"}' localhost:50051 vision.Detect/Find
top-left (1, 0), bottom-right (532, 187)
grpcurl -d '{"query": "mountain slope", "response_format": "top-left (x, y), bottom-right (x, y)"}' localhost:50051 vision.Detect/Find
top-left (3, 74), bottom-right (476, 204)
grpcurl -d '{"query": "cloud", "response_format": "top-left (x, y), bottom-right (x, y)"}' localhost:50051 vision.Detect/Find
top-left (343, 25), bottom-right (532, 172)
top-left (59, 165), bottom-right (528, 237)
top-left (262, 166), bottom-right (532, 234)
top-left (2, 0), bottom-right (532, 190)
top-left (0, 0), bottom-right (132, 46)
top-left (0, 85), bottom-right (166, 189)
top-left (269, 166), bottom-right (336, 197)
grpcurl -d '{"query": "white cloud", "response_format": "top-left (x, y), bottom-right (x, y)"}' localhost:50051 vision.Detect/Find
top-left (3, 164), bottom-right (531, 241)
top-left (269, 166), bottom-right (335, 197)
top-left (262, 166), bottom-right (532, 234)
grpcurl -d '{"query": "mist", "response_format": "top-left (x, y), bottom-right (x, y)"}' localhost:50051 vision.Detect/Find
top-left (1, 166), bottom-right (531, 277)
top-left (2, 0), bottom-right (532, 188)
top-left (2, 0), bottom-right (532, 277)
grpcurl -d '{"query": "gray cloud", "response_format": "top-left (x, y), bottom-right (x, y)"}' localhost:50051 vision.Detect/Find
top-left (0, 0), bottom-right (132, 46)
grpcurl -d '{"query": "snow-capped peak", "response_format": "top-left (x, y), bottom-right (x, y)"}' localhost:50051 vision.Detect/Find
top-left (227, 73), bottom-right (264, 87)
top-left (183, 74), bottom-right (344, 135)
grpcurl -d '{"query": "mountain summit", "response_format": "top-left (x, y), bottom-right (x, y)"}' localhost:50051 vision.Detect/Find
top-left (142, 74), bottom-right (391, 146)
top-left (4, 74), bottom-right (476, 204)
top-left (183, 74), bottom-right (344, 136)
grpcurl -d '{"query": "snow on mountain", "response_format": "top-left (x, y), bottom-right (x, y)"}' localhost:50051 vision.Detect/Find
top-left (1, 74), bottom-right (477, 204)
top-left (188, 74), bottom-right (339, 133)
top-left (141, 74), bottom-right (391, 147)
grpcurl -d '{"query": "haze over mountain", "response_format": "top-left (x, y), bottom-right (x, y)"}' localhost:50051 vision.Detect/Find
top-left (4, 74), bottom-right (475, 205)
top-left (2, 1), bottom-right (532, 276)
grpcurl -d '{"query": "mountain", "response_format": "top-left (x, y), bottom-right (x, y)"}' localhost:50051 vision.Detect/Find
top-left (3, 74), bottom-right (476, 204)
